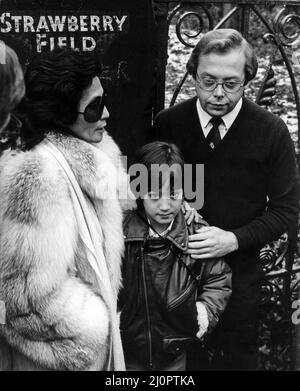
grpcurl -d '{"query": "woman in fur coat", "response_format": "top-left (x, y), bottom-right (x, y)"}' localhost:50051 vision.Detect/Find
top-left (0, 48), bottom-right (134, 371)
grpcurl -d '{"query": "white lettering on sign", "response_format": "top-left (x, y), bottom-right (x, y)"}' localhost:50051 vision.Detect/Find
top-left (36, 33), bottom-right (48, 53)
top-left (90, 15), bottom-right (100, 32)
top-left (23, 15), bottom-right (35, 32)
top-left (57, 36), bottom-right (67, 47)
top-left (0, 12), bottom-right (129, 33)
top-left (68, 16), bottom-right (79, 32)
top-left (70, 36), bottom-right (76, 49)
top-left (11, 15), bottom-right (22, 32)
top-left (0, 12), bottom-right (129, 53)
top-left (114, 15), bottom-right (127, 31)
top-left (36, 34), bottom-right (99, 53)
top-left (0, 12), bottom-right (12, 33)
top-left (103, 15), bottom-right (114, 32)
top-left (82, 36), bottom-right (96, 51)
top-left (36, 16), bottom-right (50, 32)
top-left (80, 15), bottom-right (88, 32)
top-left (48, 15), bottom-right (67, 32)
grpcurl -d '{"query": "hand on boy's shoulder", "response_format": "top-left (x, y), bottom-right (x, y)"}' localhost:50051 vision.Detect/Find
top-left (186, 226), bottom-right (239, 259)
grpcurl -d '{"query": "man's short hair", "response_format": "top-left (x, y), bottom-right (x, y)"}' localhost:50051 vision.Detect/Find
top-left (186, 29), bottom-right (258, 84)
top-left (0, 42), bottom-right (25, 129)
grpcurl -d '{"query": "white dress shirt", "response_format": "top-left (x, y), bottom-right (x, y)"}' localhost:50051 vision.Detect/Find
top-left (196, 98), bottom-right (243, 139)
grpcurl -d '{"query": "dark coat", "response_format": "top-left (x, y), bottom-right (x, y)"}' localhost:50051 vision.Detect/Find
top-left (119, 209), bottom-right (232, 369)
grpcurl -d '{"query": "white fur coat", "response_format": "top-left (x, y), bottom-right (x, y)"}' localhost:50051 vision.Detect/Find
top-left (0, 131), bottom-right (134, 371)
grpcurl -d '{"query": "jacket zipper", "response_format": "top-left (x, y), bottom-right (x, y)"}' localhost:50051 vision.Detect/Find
top-left (141, 246), bottom-right (153, 369)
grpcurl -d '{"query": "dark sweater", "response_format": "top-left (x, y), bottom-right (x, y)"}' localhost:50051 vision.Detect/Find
top-left (153, 97), bottom-right (299, 312)
top-left (153, 97), bottom-right (299, 249)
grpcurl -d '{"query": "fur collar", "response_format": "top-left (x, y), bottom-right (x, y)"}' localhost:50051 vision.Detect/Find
top-left (44, 131), bottom-right (128, 295)
top-left (46, 131), bottom-right (120, 203)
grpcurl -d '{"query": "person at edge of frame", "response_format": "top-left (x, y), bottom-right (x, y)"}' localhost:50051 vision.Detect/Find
top-left (152, 28), bottom-right (299, 370)
top-left (0, 42), bottom-right (25, 152)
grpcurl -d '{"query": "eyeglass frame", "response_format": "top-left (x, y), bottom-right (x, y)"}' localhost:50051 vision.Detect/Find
top-left (77, 90), bottom-right (108, 123)
top-left (195, 75), bottom-right (245, 94)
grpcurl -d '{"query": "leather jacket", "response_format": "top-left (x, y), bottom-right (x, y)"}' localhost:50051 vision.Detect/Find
top-left (119, 209), bottom-right (232, 370)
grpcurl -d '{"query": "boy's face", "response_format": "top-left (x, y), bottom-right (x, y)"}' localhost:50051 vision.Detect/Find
top-left (143, 173), bottom-right (183, 234)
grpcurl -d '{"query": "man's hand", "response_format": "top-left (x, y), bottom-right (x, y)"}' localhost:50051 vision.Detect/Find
top-left (187, 226), bottom-right (239, 259)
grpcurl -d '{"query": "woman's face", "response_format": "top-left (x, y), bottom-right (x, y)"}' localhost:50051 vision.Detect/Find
top-left (69, 76), bottom-right (109, 143)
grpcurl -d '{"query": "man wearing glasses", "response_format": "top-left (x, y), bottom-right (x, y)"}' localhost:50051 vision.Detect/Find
top-left (153, 29), bottom-right (299, 370)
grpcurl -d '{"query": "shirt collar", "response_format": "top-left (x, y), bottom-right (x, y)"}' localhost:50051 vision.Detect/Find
top-left (148, 218), bottom-right (174, 238)
top-left (196, 97), bottom-right (243, 130)
top-left (124, 210), bottom-right (188, 251)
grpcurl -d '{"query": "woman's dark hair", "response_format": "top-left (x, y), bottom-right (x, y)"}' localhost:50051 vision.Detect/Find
top-left (19, 47), bottom-right (102, 149)
top-left (131, 141), bottom-right (185, 210)
top-left (186, 29), bottom-right (258, 84)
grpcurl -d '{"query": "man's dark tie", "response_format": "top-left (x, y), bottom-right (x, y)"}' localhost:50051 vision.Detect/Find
top-left (207, 117), bottom-right (223, 149)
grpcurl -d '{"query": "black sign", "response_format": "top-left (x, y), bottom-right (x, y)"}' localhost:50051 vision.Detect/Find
top-left (0, 0), bottom-right (156, 161)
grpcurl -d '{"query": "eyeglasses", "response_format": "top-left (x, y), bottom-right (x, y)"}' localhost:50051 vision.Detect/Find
top-left (78, 91), bottom-right (107, 123)
top-left (196, 76), bottom-right (245, 93)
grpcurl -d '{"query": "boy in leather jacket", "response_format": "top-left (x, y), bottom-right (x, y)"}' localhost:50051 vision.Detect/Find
top-left (119, 141), bottom-right (232, 371)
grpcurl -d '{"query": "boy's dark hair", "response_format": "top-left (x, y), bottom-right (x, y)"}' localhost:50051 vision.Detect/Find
top-left (131, 141), bottom-right (185, 210)
top-left (18, 47), bottom-right (102, 150)
top-left (186, 28), bottom-right (258, 84)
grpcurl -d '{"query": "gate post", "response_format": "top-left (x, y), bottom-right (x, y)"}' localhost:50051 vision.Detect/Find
top-left (152, 1), bottom-right (170, 116)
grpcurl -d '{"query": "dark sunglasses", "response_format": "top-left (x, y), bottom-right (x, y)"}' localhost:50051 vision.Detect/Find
top-left (78, 90), bottom-right (107, 123)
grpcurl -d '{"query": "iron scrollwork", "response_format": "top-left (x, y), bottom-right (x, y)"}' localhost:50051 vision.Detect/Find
top-left (260, 234), bottom-right (288, 274)
top-left (273, 7), bottom-right (300, 47)
top-left (261, 280), bottom-right (285, 306)
top-left (174, 8), bottom-right (213, 48)
top-left (250, 5), bottom-right (300, 152)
